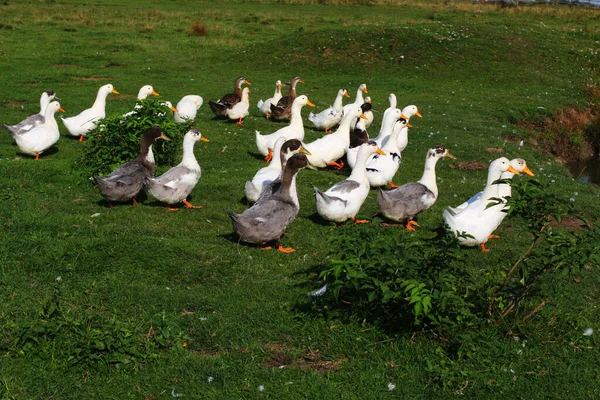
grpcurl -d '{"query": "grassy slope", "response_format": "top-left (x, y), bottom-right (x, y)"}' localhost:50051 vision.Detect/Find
top-left (0, 0), bottom-right (599, 398)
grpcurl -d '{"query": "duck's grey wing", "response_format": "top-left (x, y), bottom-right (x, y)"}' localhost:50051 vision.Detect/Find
top-left (94, 162), bottom-right (149, 201)
top-left (329, 179), bottom-right (360, 195)
top-left (254, 178), bottom-right (282, 206)
top-left (379, 182), bottom-right (434, 220)
top-left (229, 199), bottom-right (298, 244)
top-left (315, 188), bottom-right (346, 206)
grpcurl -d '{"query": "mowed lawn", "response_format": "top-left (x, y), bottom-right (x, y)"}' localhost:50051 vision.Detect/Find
top-left (0, 0), bottom-right (599, 398)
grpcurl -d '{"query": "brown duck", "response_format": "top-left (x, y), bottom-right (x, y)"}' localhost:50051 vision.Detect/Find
top-left (269, 76), bottom-right (303, 121)
top-left (209, 76), bottom-right (251, 117)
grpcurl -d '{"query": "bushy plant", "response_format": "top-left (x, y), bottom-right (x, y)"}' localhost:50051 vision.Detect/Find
top-left (318, 225), bottom-right (476, 331)
top-left (75, 98), bottom-right (192, 177)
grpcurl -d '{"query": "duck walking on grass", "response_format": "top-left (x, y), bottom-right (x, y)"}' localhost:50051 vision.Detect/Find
top-left (308, 88), bottom-right (349, 133)
top-left (61, 84), bottom-right (119, 142)
top-left (257, 80), bottom-right (283, 119)
top-left (209, 76), bottom-right (251, 117)
top-left (270, 76), bottom-right (303, 121)
top-left (4, 90), bottom-right (60, 137)
top-left (13, 101), bottom-right (64, 160)
top-left (146, 129), bottom-right (209, 210)
top-left (229, 153), bottom-right (309, 253)
top-left (315, 141), bottom-right (385, 224)
top-left (94, 127), bottom-right (169, 206)
top-left (378, 145), bottom-right (455, 230)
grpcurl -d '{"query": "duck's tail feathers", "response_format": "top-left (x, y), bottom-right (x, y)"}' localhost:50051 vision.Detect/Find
top-left (209, 100), bottom-right (227, 116)
top-left (257, 99), bottom-right (264, 110)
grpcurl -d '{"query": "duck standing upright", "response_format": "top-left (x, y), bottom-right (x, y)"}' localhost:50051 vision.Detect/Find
top-left (61, 84), bottom-right (119, 142)
top-left (228, 153), bottom-right (309, 253)
top-left (270, 76), bottom-right (303, 121)
top-left (94, 127), bottom-right (169, 206)
top-left (5, 90), bottom-right (60, 137)
top-left (13, 101), bottom-right (64, 160)
top-left (256, 95), bottom-right (315, 161)
top-left (342, 83), bottom-right (367, 115)
top-left (366, 113), bottom-right (408, 188)
top-left (209, 76), bottom-right (251, 117)
top-left (308, 88), bottom-right (349, 133)
top-left (174, 95), bottom-right (204, 123)
top-left (257, 80), bottom-right (283, 119)
top-left (146, 129), bottom-right (208, 209)
top-left (382, 105), bottom-right (422, 149)
top-left (378, 145), bottom-right (455, 230)
top-left (443, 157), bottom-right (528, 252)
top-left (315, 142), bottom-right (385, 224)
top-left (225, 87), bottom-right (250, 126)
top-left (346, 102), bottom-right (372, 170)
top-left (303, 105), bottom-right (366, 170)
top-left (245, 138), bottom-right (310, 204)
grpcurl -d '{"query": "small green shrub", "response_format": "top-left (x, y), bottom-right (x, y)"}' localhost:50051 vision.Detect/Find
top-left (75, 98), bottom-right (192, 177)
top-left (318, 225), bottom-right (476, 331)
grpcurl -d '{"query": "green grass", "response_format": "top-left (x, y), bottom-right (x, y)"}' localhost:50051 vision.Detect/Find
top-left (1, 0), bottom-right (600, 398)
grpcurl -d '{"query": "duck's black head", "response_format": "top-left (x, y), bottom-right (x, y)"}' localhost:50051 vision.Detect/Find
top-left (285, 153), bottom-right (309, 172)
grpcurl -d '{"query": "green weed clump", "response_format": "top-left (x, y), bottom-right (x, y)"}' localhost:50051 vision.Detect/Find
top-left (76, 98), bottom-right (192, 177)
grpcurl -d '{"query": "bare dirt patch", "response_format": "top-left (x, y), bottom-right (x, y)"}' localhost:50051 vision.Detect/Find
top-left (264, 343), bottom-right (346, 373)
top-left (4, 101), bottom-right (26, 108)
top-left (451, 161), bottom-right (488, 171)
top-left (73, 76), bottom-right (109, 81)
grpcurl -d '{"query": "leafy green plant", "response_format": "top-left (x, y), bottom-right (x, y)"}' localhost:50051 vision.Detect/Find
top-left (318, 225), bottom-right (475, 330)
top-left (75, 98), bottom-right (192, 177)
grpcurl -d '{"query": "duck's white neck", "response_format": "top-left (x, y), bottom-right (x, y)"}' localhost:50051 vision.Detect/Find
top-left (378, 109), bottom-right (400, 138)
top-left (497, 171), bottom-right (516, 198)
top-left (353, 88), bottom-right (364, 105)
top-left (241, 91), bottom-right (250, 103)
top-left (417, 155), bottom-right (441, 197)
top-left (43, 107), bottom-right (58, 130)
top-left (289, 102), bottom-right (306, 127)
top-left (146, 144), bottom-right (155, 165)
top-left (39, 95), bottom-right (50, 115)
top-left (336, 112), bottom-right (359, 136)
top-left (348, 148), bottom-right (372, 183)
top-left (333, 92), bottom-right (345, 110)
top-left (481, 166), bottom-right (504, 200)
top-left (92, 89), bottom-right (109, 110)
top-left (274, 85), bottom-right (282, 97)
top-left (354, 116), bottom-right (367, 132)
top-left (384, 122), bottom-right (405, 151)
top-left (270, 141), bottom-right (285, 170)
top-left (181, 137), bottom-right (200, 171)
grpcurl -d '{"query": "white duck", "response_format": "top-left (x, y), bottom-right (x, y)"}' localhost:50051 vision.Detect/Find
top-left (315, 141), bottom-right (385, 224)
top-left (303, 105), bottom-right (366, 170)
top-left (257, 80), bottom-right (282, 119)
top-left (378, 145), bottom-right (455, 230)
top-left (342, 83), bottom-right (368, 115)
top-left (244, 138), bottom-right (310, 203)
top-left (5, 90), bottom-right (59, 137)
top-left (173, 95), bottom-right (203, 123)
top-left (255, 95), bottom-right (315, 160)
top-left (443, 157), bottom-right (521, 251)
top-left (122, 85), bottom-right (161, 118)
top-left (14, 101), bottom-right (64, 160)
top-left (146, 129), bottom-right (209, 210)
top-left (61, 84), bottom-right (119, 141)
top-left (381, 105), bottom-right (423, 149)
top-left (346, 102), bottom-right (372, 170)
top-left (372, 104), bottom-right (404, 147)
top-left (226, 87), bottom-right (250, 126)
top-left (366, 116), bottom-right (408, 188)
top-left (308, 88), bottom-right (349, 133)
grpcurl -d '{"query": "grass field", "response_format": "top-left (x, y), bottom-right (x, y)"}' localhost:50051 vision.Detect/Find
top-left (1, 0), bottom-right (600, 398)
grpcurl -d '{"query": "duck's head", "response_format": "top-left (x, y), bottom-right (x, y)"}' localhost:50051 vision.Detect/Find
top-left (189, 95), bottom-right (204, 107)
top-left (285, 153), bottom-right (309, 173)
top-left (101, 84), bottom-right (119, 95)
top-left (282, 139), bottom-right (311, 157)
top-left (360, 140), bottom-right (386, 157)
top-left (347, 105), bottom-right (367, 121)
top-left (294, 95), bottom-right (315, 108)
top-left (47, 101), bottom-right (65, 114)
top-left (427, 145), bottom-right (456, 160)
top-left (340, 89), bottom-right (350, 98)
top-left (402, 105), bottom-right (422, 119)
top-left (365, 96), bottom-right (372, 104)
top-left (360, 102), bottom-right (373, 114)
top-left (276, 80), bottom-right (282, 89)
top-left (288, 76), bottom-right (303, 87)
top-left (510, 158), bottom-right (534, 176)
top-left (186, 128), bottom-right (209, 143)
top-left (236, 76), bottom-right (252, 87)
top-left (138, 85), bottom-right (160, 99)
top-left (359, 83), bottom-right (368, 94)
top-left (44, 90), bottom-right (60, 101)
top-left (491, 157), bottom-right (519, 175)
top-left (161, 101), bottom-right (178, 112)
top-left (142, 127), bottom-right (170, 143)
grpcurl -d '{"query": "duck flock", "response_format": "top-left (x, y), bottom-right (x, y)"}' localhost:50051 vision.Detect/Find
top-left (3, 76), bottom-right (534, 253)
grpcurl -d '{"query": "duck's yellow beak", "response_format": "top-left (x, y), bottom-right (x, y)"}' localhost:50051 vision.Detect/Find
top-left (507, 165), bottom-right (520, 174)
top-left (363, 86), bottom-right (368, 93)
top-left (306, 100), bottom-right (316, 107)
top-left (344, 91), bottom-right (350, 98)
top-left (522, 166), bottom-right (535, 176)
top-left (299, 146), bottom-right (312, 156)
top-left (407, 123), bottom-right (413, 129)
top-left (298, 79), bottom-right (305, 84)
top-left (59, 107), bottom-right (65, 113)
top-left (416, 110), bottom-right (423, 118)
top-left (170, 105), bottom-right (178, 112)
top-left (152, 90), bottom-right (160, 97)
top-left (400, 114), bottom-right (409, 120)
top-left (444, 151), bottom-right (457, 160)
top-left (112, 89), bottom-right (119, 94)
top-left (159, 133), bottom-right (170, 141)
top-left (200, 136), bottom-right (209, 142)
top-left (359, 113), bottom-right (368, 120)
top-left (376, 148), bottom-right (386, 156)
top-left (277, 83), bottom-right (282, 89)
top-left (245, 80), bottom-right (252, 85)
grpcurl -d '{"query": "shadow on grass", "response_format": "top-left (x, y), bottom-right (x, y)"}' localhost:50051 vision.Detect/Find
top-left (18, 145), bottom-right (59, 159)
